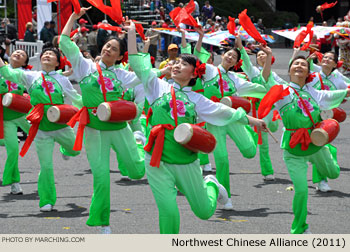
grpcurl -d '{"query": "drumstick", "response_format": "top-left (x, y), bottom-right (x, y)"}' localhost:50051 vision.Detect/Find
top-left (266, 128), bottom-right (278, 143)
top-left (147, 34), bottom-right (159, 39)
top-left (134, 21), bottom-right (148, 25)
top-left (196, 17), bottom-right (200, 24)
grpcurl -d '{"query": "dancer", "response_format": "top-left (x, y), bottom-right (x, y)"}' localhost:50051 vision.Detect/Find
top-left (126, 19), bottom-right (267, 233)
top-left (236, 35), bottom-right (286, 181)
top-left (0, 47), bottom-right (82, 212)
top-left (182, 26), bottom-right (267, 209)
top-left (0, 50), bottom-right (31, 194)
top-left (60, 8), bottom-right (145, 234)
top-left (259, 54), bottom-right (350, 234)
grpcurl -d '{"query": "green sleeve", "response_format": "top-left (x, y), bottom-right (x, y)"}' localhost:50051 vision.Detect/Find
top-left (59, 34), bottom-right (81, 70)
top-left (129, 53), bottom-right (154, 85)
top-left (194, 47), bottom-right (211, 63)
top-left (180, 43), bottom-right (192, 54)
top-left (0, 65), bottom-right (26, 86)
top-left (260, 71), bottom-right (278, 90)
top-left (191, 78), bottom-right (204, 93)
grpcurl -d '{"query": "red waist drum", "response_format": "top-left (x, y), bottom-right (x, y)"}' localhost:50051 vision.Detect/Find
top-left (320, 108), bottom-right (347, 123)
top-left (96, 100), bottom-right (138, 122)
top-left (2, 93), bottom-right (32, 113)
top-left (47, 104), bottom-right (79, 124)
top-left (220, 96), bottom-right (251, 113)
top-left (174, 123), bottom-right (216, 153)
top-left (310, 119), bottom-right (340, 146)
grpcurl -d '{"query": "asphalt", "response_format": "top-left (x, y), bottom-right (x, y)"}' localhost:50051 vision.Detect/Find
top-left (0, 48), bottom-right (349, 234)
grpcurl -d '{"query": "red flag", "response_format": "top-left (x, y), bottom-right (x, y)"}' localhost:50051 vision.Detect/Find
top-left (133, 20), bottom-right (146, 40)
top-left (169, 0), bottom-right (199, 27)
top-left (87, 0), bottom-right (124, 24)
top-left (258, 85), bottom-right (290, 119)
top-left (71, 0), bottom-right (81, 14)
top-left (238, 9), bottom-right (266, 45)
top-left (58, 0), bottom-right (72, 33)
top-left (97, 23), bottom-right (123, 33)
top-left (293, 22), bottom-right (313, 50)
top-left (227, 16), bottom-right (236, 36)
top-left (320, 1), bottom-right (338, 11)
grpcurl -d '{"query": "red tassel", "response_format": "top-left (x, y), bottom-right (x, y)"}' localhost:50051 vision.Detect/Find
top-left (67, 107), bottom-right (90, 151)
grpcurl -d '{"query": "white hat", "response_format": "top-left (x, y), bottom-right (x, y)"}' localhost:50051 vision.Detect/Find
top-left (215, 16), bottom-right (221, 20)
top-left (102, 20), bottom-right (108, 24)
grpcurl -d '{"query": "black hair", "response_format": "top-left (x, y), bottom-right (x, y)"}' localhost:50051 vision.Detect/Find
top-left (221, 47), bottom-right (241, 71)
top-left (40, 47), bottom-right (61, 70)
top-left (103, 36), bottom-right (127, 65)
top-left (179, 53), bottom-right (201, 86)
top-left (288, 55), bottom-right (310, 73)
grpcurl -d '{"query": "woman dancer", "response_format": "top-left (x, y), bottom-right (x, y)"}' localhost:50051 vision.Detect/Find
top-left (182, 26), bottom-right (267, 210)
top-left (0, 47), bottom-right (82, 212)
top-left (236, 36), bottom-right (287, 181)
top-left (60, 8), bottom-right (145, 234)
top-left (259, 54), bottom-right (350, 234)
top-left (126, 20), bottom-right (267, 234)
top-left (0, 50), bottom-right (31, 194)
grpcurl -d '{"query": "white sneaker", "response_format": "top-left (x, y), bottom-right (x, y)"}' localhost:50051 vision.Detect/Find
top-left (204, 175), bottom-right (229, 205)
top-left (40, 204), bottom-right (53, 212)
top-left (201, 163), bottom-right (212, 172)
top-left (134, 131), bottom-right (146, 146)
top-left (223, 198), bottom-right (233, 210)
top-left (10, 183), bottom-right (23, 195)
top-left (263, 174), bottom-right (275, 181)
top-left (100, 226), bottom-right (111, 234)
top-left (62, 154), bottom-right (70, 160)
top-left (120, 175), bottom-right (131, 181)
top-left (303, 228), bottom-right (312, 234)
top-left (317, 180), bottom-right (331, 192)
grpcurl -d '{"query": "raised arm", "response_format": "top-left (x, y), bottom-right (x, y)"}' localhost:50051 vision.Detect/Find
top-left (194, 26), bottom-right (204, 53)
top-left (61, 7), bottom-right (91, 37)
top-left (260, 44), bottom-right (272, 83)
top-left (237, 35), bottom-right (260, 81)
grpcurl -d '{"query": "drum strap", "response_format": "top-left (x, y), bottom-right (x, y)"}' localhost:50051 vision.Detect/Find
top-left (96, 63), bottom-right (108, 102)
top-left (0, 94), bottom-right (3, 139)
top-left (41, 73), bottom-right (54, 104)
top-left (67, 106), bottom-right (92, 151)
top-left (289, 86), bottom-right (316, 126)
top-left (318, 73), bottom-right (325, 90)
top-left (217, 68), bottom-right (224, 98)
top-left (170, 86), bottom-right (178, 127)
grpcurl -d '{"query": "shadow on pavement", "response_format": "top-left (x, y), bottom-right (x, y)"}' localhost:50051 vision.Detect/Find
top-left (253, 177), bottom-right (292, 188)
top-left (214, 208), bottom-right (293, 219)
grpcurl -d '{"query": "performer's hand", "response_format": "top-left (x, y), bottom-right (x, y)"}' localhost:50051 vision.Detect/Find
top-left (72, 7), bottom-right (92, 20)
top-left (259, 44), bottom-right (272, 55)
top-left (194, 26), bottom-right (204, 37)
top-left (235, 35), bottom-right (243, 49)
top-left (247, 116), bottom-right (268, 132)
top-left (123, 17), bottom-right (135, 32)
top-left (176, 27), bottom-right (186, 34)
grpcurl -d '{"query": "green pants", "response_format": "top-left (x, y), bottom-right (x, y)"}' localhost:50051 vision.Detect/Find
top-left (207, 122), bottom-right (258, 198)
top-left (2, 116), bottom-right (30, 185)
top-left (34, 127), bottom-right (80, 207)
top-left (312, 144), bottom-right (338, 183)
top-left (145, 153), bottom-right (219, 234)
top-left (86, 125), bottom-right (145, 227)
top-left (199, 153), bottom-right (210, 165)
top-left (283, 146), bottom-right (340, 234)
top-left (259, 114), bottom-right (280, 176)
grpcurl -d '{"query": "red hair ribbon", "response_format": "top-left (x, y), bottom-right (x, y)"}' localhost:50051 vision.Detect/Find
top-left (271, 55), bottom-right (275, 65)
top-left (306, 72), bottom-right (316, 83)
top-left (121, 51), bottom-right (128, 65)
top-left (97, 23), bottom-right (123, 33)
top-left (233, 59), bottom-right (243, 71)
top-left (59, 56), bottom-right (72, 70)
top-left (337, 60), bottom-right (343, 68)
top-left (25, 65), bottom-right (33, 70)
top-left (227, 16), bottom-right (237, 36)
top-left (169, 0), bottom-right (199, 28)
top-left (315, 51), bottom-right (324, 62)
top-left (87, 0), bottom-right (124, 24)
top-left (194, 60), bottom-right (206, 78)
top-left (238, 9), bottom-right (266, 45)
top-left (71, 0), bottom-right (81, 14)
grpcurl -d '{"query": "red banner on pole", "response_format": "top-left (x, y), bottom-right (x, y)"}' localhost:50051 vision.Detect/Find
top-left (17, 0), bottom-right (32, 40)
top-left (57, 0), bottom-right (73, 34)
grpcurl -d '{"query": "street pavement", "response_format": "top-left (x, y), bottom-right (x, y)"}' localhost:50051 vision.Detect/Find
top-left (0, 48), bottom-right (349, 234)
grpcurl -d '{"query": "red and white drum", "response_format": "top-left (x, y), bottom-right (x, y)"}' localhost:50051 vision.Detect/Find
top-left (320, 108), bottom-right (347, 123)
top-left (174, 123), bottom-right (216, 153)
top-left (2, 93), bottom-right (32, 113)
top-left (96, 100), bottom-right (138, 122)
top-left (220, 96), bottom-right (251, 113)
top-left (310, 119), bottom-right (340, 146)
top-left (47, 104), bottom-right (79, 124)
